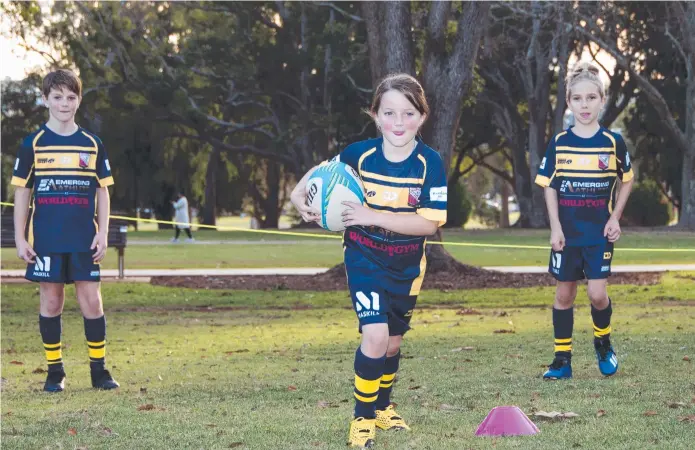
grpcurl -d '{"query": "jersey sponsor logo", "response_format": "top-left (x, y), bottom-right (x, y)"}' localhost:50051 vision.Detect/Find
top-left (429, 186), bottom-right (447, 202)
top-left (601, 265), bottom-right (610, 272)
top-left (559, 198), bottom-right (607, 208)
top-left (14, 158), bottom-right (20, 170)
top-left (90, 270), bottom-right (100, 277)
top-left (355, 291), bottom-right (380, 318)
top-left (560, 180), bottom-right (611, 193)
top-left (366, 190), bottom-right (376, 198)
top-left (540, 157), bottom-right (546, 169)
top-left (551, 252), bottom-right (562, 274)
top-left (603, 252), bottom-right (612, 259)
top-left (105, 159), bottom-right (111, 171)
top-left (348, 231), bottom-right (420, 256)
top-left (36, 178), bottom-right (90, 193)
top-left (37, 196), bottom-right (89, 207)
top-left (33, 256), bottom-right (52, 277)
top-left (558, 158), bottom-right (572, 165)
top-left (598, 154), bottom-right (610, 170)
top-left (79, 153), bottom-right (91, 168)
top-left (37, 157), bottom-right (55, 164)
top-left (383, 191), bottom-right (399, 201)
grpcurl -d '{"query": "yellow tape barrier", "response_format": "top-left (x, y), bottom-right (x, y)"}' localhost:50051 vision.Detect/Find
top-left (1, 201), bottom-right (693, 252)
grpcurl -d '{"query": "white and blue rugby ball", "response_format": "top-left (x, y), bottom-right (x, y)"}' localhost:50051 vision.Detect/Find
top-left (306, 161), bottom-right (365, 232)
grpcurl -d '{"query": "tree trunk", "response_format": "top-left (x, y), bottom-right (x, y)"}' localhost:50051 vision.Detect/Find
top-left (527, 118), bottom-right (549, 228)
top-left (677, 3), bottom-right (695, 229)
top-left (500, 180), bottom-right (510, 228)
top-left (262, 161), bottom-right (281, 228)
top-left (201, 146), bottom-right (219, 226)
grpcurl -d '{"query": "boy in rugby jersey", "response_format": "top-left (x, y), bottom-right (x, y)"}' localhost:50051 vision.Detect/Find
top-left (291, 74), bottom-right (447, 448)
top-left (12, 69), bottom-right (119, 391)
top-left (535, 62), bottom-right (634, 379)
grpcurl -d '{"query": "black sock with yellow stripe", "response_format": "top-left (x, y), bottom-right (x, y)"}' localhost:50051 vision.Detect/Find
top-left (592, 298), bottom-right (612, 347)
top-left (375, 351), bottom-right (400, 410)
top-left (39, 315), bottom-right (64, 373)
top-left (553, 307), bottom-right (573, 360)
top-left (84, 316), bottom-right (107, 372)
top-left (353, 347), bottom-right (385, 419)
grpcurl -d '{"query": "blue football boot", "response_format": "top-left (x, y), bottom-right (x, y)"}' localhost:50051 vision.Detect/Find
top-left (543, 357), bottom-right (572, 379)
top-left (595, 340), bottom-right (618, 376)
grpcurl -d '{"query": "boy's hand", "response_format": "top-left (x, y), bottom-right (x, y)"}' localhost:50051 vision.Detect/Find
top-left (16, 239), bottom-right (36, 263)
top-left (550, 227), bottom-right (565, 252)
top-left (604, 217), bottom-right (621, 242)
top-left (91, 231), bottom-right (108, 263)
top-left (341, 201), bottom-right (376, 227)
top-left (291, 194), bottom-right (320, 223)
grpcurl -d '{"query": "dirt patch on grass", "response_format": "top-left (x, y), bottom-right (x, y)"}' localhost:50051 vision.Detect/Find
top-left (151, 266), bottom-right (663, 291)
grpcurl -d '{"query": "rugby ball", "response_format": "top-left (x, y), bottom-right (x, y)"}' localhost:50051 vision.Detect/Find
top-left (306, 161), bottom-right (365, 232)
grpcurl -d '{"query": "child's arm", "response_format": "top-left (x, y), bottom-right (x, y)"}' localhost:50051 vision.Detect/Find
top-left (544, 187), bottom-right (565, 251)
top-left (290, 166), bottom-right (321, 223)
top-left (341, 203), bottom-right (437, 236)
top-left (604, 178), bottom-right (634, 242)
top-left (92, 187), bottom-right (110, 263)
top-left (13, 187), bottom-right (36, 263)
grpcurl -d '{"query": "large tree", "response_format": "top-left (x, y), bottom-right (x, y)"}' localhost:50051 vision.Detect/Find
top-left (576, 1), bottom-right (695, 229)
top-left (361, 1), bottom-right (490, 270)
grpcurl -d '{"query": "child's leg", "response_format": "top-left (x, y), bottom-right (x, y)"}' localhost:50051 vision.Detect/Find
top-left (354, 323), bottom-right (388, 419)
top-left (39, 282), bottom-right (66, 374)
top-left (184, 228), bottom-right (193, 239)
top-left (75, 281), bottom-right (106, 371)
top-left (587, 279), bottom-right (611, 343)
top-left (174, 227), bottom-right (181, 240)
top-left (375, 335), bottom-right (402, 411)
top-left (553, 281), bottom-right (577, 361)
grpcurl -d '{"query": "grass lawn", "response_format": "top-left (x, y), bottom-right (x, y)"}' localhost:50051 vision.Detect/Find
top-left (2, 273), bottom-right (694, 449)
top-left (2, 229), bottom-right (693, 271)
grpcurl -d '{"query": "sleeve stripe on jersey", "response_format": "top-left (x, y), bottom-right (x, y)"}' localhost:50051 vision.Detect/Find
top-left (535, 173), bottom-right (552, 187)
top-left (620, 169), bottom-right (634, 182)
top-left (357, 147), bottom-right (377, 174)
top-left (554, 131), bottom-right (568, 142)
top-left (32, 129), bottom-right (45, 148)
top-left (34, 170), bottom-right (98, 177)
top-left (11, 176), bottom-right (29, 187)
top-left (601, 131), bottom-right (617, 148)
top-left (417, 208), bottom-right (446, 223)
top-left (81, 131), bottom-right (99, 150)
top-left (98, 176), bottom-right (115, 187)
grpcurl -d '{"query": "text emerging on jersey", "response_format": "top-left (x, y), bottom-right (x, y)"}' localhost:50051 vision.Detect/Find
top-left (348, 231), bottom-right (420, 256)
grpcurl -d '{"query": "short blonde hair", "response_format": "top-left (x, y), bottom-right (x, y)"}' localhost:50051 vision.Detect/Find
top-left (565, 61), bottom-right (605, 100)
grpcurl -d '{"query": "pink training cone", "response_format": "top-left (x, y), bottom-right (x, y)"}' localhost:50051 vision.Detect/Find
top-left (475, 406), bottom-right (540, 436)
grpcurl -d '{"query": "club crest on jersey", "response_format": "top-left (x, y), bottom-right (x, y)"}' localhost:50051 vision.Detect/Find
top-left (79, 153), bottom-right (90, 168)
top-left (598, 154), bottom-right (610, 170)
top-left (408, 187), bottom-right (421, 206)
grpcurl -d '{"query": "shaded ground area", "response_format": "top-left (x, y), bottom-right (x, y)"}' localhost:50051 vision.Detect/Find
top-left (151, 264), bottom-right (662, 291)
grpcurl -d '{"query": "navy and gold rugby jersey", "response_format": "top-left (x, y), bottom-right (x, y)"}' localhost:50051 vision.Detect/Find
top-left (11, 125), bottom-right (114, 253)
top-left (535, 127), bottom-right (633, 246)
top-left (332, 137), bottom-right (447, 296)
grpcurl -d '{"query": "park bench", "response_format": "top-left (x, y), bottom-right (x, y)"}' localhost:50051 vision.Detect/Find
top-left (1, 210), bottom-right (129, 279)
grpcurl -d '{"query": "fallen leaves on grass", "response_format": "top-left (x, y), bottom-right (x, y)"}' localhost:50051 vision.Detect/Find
top-left (493, 329), bottom-right (515, 334)
top-left (288, 385), bottom-right (298, 391)
top-left (683, 356), bottom-right (691, 362)
top-left (532, 411), bottom-right (579, 420)
top-left (408, 386), bottom-right (421, 390)
top-left (228, 443), bottom-right (244, 448)
top-left (67, 427), bottom-right (77, 436)
top-left (9, 361), bottom-right (23, 365)
top-left (596, 410), bottom-right (607, 417)
top-left (317, 400), bottom-right (338, 408)
top-left (136, 404), bottom-right (165, 412)
top-left (225, 349), bottom-right (250, 355)
top-left (678, 415), bottom-right (695, 423)
top-left (451, 346), bottom-right (475, 352)
top-left (439, 404), bottom-right (461, 411)
top-left (643, 411), bottom-right (658, 417)
top-left (456, 308), bottom-right (482, 315)
top-left (667, 402), bottom-right (687, 409)
top-left (32, 368), bottom-right (46, 374)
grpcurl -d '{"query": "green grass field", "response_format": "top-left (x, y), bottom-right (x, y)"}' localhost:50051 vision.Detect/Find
top-left (2, 228), bottom-right (693, 270)
top-left (2, 274), bottom-right (694, 449)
